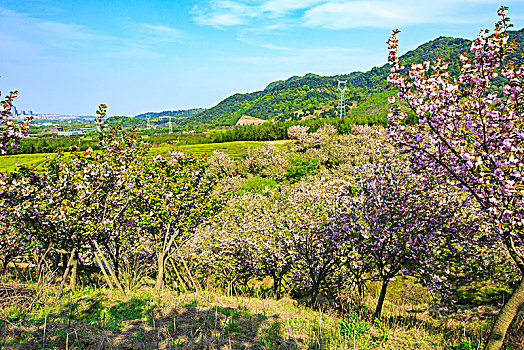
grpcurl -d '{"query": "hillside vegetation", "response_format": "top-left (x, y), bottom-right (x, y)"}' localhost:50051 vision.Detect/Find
top-left (190, 28), bottom-right (524, 126)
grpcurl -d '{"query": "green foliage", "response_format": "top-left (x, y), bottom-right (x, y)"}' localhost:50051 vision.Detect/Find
top-left (239, 176), bottom-right (277, 194)
top-left (185, 114), bottom-right (368, 145)
top-left (133, 108), bottom-right (204, 120)
top-left (188, 29), bottom-right (524, 127)
top-left (338, 312), bottom-right (370, 340)
top-left (450, 337), bottom-right (482, 350)
top-left (455, 280), bottom-right (513, 306)
top-left (5, 137), bottom-right (101, 155)
top-left (0, 152), bottom-right (55, 172)
top-left (286, 156), bottom-right (320, 183)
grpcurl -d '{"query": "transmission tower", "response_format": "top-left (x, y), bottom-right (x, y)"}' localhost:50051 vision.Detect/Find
top-left (337, 80), bottom-right (347, 118)
top-left (168, 115), bottom-right (173, 134)
top-left (147, 117), bottom-right (151, 130)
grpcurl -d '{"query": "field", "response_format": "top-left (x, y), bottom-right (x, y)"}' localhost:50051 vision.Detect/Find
top-left (0, 140), bottom-right (289, 173)
top-left (0, 153), bottom-right (57, 173)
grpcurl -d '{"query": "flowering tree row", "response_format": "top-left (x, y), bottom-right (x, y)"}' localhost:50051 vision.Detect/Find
top-left (188, 148), bottom-right (487, 317)
top-left (0, 104), bottom-right (221, 292)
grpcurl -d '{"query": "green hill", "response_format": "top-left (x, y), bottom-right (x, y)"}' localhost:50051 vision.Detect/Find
top-left (192, 28), bottom-right (524, 126)
top-left (133, 108), bottom-right (205, 120)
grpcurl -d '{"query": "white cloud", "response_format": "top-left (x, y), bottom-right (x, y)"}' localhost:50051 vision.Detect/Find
top-left (0, 8), bottom-right (118, 49)
top-left (260, 0), bottom-right (324, 16)
top-left (303, 0), bottom-right (506, 29)
top-left (195, 12), bottom-right (247, 27)
top-left (304, 1), bottom-right (419, 29)
top-left (135, 23), bottom-right (185, 44)
top-left (193, 0), bottom-right (258, 27)
top-left (193, 0), bottom-right (514, 30)
top-left (193, 0), bottom-right (325, 28)
top-left (0, 8), bottom-right (187, 58)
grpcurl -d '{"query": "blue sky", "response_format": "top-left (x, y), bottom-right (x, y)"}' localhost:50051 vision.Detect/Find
top-left (1, 0), bottom-right (523, 116)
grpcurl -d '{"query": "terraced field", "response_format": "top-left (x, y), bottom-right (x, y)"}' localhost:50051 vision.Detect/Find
top-left (0, 140), bottom-right (289, 173)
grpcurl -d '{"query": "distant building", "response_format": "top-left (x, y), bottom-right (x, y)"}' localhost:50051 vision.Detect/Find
top-left (10, 106), bottom-right (17, 117)
top-left (80, 127), bottom-right (98, 133)
top-left (58, 130), bottom-right (84, 136)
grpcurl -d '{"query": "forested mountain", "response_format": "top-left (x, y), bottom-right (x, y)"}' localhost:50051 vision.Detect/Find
top-left (192, 28), bottom-right (524, 126)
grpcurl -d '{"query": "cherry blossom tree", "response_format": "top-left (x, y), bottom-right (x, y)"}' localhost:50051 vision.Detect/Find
top-left (387, 7), bottom-right (524, 349)
top-left (0, 167), bottom-right (45, 274)
top-left (191, 179), bottom-right (352, 304)
top-left (134, 151), bottom-right (221, 292)
top-left (0, 105), bottom-right (150, 290)
top-left (244, 143), bottom-right (289, 180)
top-left (0, 89), bottom-right (32, 155)
top-left (336, 153), bottom-right (476, 319)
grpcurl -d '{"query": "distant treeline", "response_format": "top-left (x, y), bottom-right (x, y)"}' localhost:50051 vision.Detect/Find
top-left (5, 137), bottom-right (102, 155)
top-left (3, 111), bottom-right (413, 155)
top-left (181, 114), bottom-right (390, 145)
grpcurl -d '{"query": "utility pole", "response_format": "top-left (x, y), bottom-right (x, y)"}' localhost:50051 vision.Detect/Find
top-left (337, 80), bottom-right (347, 118)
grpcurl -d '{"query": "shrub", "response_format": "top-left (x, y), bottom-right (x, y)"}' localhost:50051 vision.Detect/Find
top-left (239, 176), bottom-right (278, 194)
top-left (286, 156), bottom-right (320, 183)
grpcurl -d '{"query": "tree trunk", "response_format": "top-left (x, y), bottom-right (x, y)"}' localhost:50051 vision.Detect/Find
top-left (170, 260), bottom-right (189, 293)
top-left (181, 257), bottom-right (200, 292)
top-left (154, 252), bottom-right (166, 293)
top-left (80, 261), bottom-right (94, 286)
top-left (69, 256), bottom-right (78, 291)
top-left (373, 279), bottom-right (389, 320)
top-left (57, 249), bottom-right (76, 299)
top-left (114, 243), bottom-right (120, 278)
top-left (53, 253), bottom-right (59, 272)
top-left (61, 253), bottom-right (68, 272)
top-left (310, 278), bottom-right (321, 307)
top-left (485, 278), bottom-right (524, 350)
top-left (2, 254), bottom-right (12, 275)
top-left (94, 241), bottom-right (124, 293)
top-left (94, 251), bottom-right (114, 289)
top-left (166, 265), bottom-right (180, 292)
top-left (272, 274), bottom-right (281, 299)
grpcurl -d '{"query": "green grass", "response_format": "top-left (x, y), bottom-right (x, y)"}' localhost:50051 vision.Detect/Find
top-left (155, 140), bottom-right (287, 160)
top-left (0, 152), bottom-right (55, 172)
top-left (0, 140), bottom-right (290, 173)
top-left (0, 282), bottom-right (498, 350)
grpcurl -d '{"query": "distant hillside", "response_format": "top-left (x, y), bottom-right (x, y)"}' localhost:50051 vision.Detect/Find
top-left (134, 108), bottom-right (205, 119)
top-left (192, 28), bottom-right (524, 126)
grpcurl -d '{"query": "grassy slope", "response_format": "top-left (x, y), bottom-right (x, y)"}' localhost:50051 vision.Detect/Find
top-left (1, 277), bottom-right (522, 349)
top-left (0, 141), bottom-right (289, 173)
top-left (0, 153), bottom-right (57, 172)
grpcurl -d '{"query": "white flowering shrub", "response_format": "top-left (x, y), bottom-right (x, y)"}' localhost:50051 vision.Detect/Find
top-left (244, 143), bottom-right (289, 180)
top-left (208, 150), bottom-right (238, 177)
